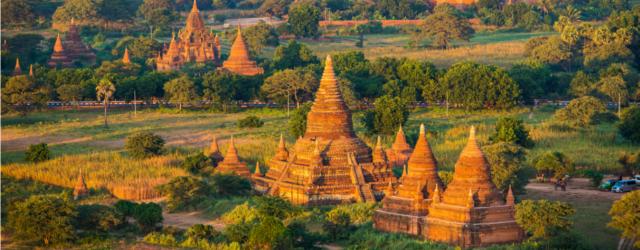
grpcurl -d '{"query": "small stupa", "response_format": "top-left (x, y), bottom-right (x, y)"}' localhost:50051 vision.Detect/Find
top-left (73, 171), bottom-right (89, 200)
top-left (122, 48), bottom-right (131, 64)
top-left (221, 26), bottom-right (264, 76)
top-left (48, 34), bottom-right (73, 68)
top-left (374, 124), bottom-right (443, 235)
top-left (215, 136), bottom-right (251, 177)
top-left (386, 126), bottom-right (412, 167)
top-left (12, 58), bottom-right (22, 76)
top-left (253, 55), bottom-right (395, 205)
top-left (208, 135), bottom-right (224, 166)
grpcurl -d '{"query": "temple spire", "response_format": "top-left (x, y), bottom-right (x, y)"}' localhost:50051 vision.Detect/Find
top-left (373, 136), bottom-right (387, 163)
top-left (433, 184), bottom-right (441, 203)
top-left (275, 133), bottom-right (289, 161)
top-left (253, 162), bottom-right (262, 177)
top-left (54, 34), bottom-right (64, 52)
top-left (223, 136), bottom-right (240, 163)
top-left (73, 170), bottom-right (89, 200)
top-left (13, 57), bottom-right (21, 75)
top-left (191, 0), bottom-right (199, 12)
top-left (407, 124), bottom-right (438, 174)
top-left (506, 185), bottom-right (515, 206)
top-left (122, 47), bottom-right (131, 64)
top-left (386, 181), bottom-right (394, 195)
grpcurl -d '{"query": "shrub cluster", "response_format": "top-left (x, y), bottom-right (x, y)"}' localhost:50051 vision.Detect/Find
top-left (125, 132), bottom-right (165, 159)
top-left (237, 115), bottom-right (264, 128)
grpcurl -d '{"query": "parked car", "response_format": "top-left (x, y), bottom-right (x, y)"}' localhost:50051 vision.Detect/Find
top-left (599, 179), bottom-right (618, 191)
top-left (612, 180), bottom-right (636, 193)
top-left (634, 175), bottom-right (640, 181)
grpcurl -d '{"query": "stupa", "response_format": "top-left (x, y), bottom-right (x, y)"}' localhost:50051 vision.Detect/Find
top-left (13, 58), bottom-right (22, 76)
top-left (252, 55), bottom-right (395, 205)
top-left (122, 48), bottom-right (131, 64)
top-left (374, 124), bottom-right (443, 235)
top-left (215, 136), bottom-right (251, 177)
top-left (386, 126), bottom-right (412, 167)
top-left (221, 26), bottom-right (264, 76)
top-left (73, 172), bottom-right (89, 200)
top-left (156, 0), bottom-right (221, 71)
top-left (48, 34), bottom-right (74, 68)
top-left (208, 135), bottom-right (224, 166)
top-left (62, 20), bottom-right (96, 65)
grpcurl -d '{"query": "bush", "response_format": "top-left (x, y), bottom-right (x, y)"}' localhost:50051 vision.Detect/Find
top-left (325, 203), bottom-right (377, 225)
top-left (323, 207), bottom-right (353, 241)
top-left (143, 232), bottom-right (178, 246)
top-left (8, 194), bottom-right (77, 246)
top-left (582, 169), bottom-right (604, 187)
top-left (608, 190), bottom-right (640, 248)
top-left (158, 176), bottom-right (209, 212)
top-left (438, 171), bottom-right (453, 186)
top-left (619, 107), bottom-right (640, 143)
top-left (490, 117), bottom-right (534, 148)
top-left (114, 200), bottom-right (136, 217)
top-left (247, 216), bottom-right (293, 249)
top-left (554, 96), bottom-right (609, 127)
top-left (133, 202), bottom-right (163, 231)
top-left (362, 95), bottom-right (409, 135)
top-left (515, 199), bottom-right (575, 240)
top-left (184, 224), bottom-right (221, 242)
top-left (533, 151), bottom-right (574, 179)
top-left (288, 102), bottom-right (312, 138)
top-left (483, 142), bottom-right (531, 193)
top-left (237, 115), bottom-right (264, 128)
top-left (208, 173), bottom-right (252, 197)
top-left (221, 202), bottom-right (259, 225)
top-left (25, 143), bottom-right (51, 163)
top-left (76, 204), bottom-right (123, 232)
top-left (181, 153), bottom-right (212, 174)
top-left (125, 132), bottom-right (165, 159)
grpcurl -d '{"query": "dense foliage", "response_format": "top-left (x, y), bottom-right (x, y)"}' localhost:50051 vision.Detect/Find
top-left (483, 142), bottom-right (531, 194)
top-left (237, 115), bottom-right (265, 128)
top-left (515, 199), bottom-right (575, 240)
top-left (8, 194), bottom-right (77, 245)
top-left (555, 96), bottom-right (610, 127)
top-left (125, 132), bottom-right (165, 158)
top-left (619, 107), bottom-right (640, 143)
top-left (25, 143), bottom-right (51, 163)
top-left (533, 151), bottom-right (574, 179)
top-left (608, 190), bottom-right (640, 248)
top-left (490, 117), bottom-right (534, 148)
top-left (288, 103), bottom-right (312, 138)
top-left (363, 95), bottom-right (409, 135)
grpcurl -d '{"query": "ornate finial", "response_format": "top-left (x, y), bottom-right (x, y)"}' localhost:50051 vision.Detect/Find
top-left (325, 54), bottom-right (333, 67)
top-left (469, 125), bottom-right (476, 140)
top-left (54, 33), bottom-right (64, 52)
top-left (192, 0), bottom-right (199, 12)
top-left (403, 164), bottom-right (408, 176)
top-left (433, 184), bottom-right (441, 203)
top-left (375, 136), bottom-right (382, 149)
top-left (419, 123), bottom-right (425, 135)
top-left (506, 185), bottom-right (515, 206)
top-left (467, 189), bottom-right (475, 208)
top-left (276, 133), bottom-right (289, 161)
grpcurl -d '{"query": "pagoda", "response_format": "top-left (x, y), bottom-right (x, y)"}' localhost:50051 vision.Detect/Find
top-left (12, 58), bottom-right (22, 76)
top-left (252, 55), bottom-right (395, 206)
top-left (215, 136), bottom-right (251, 177)
top-left (156, 0), bottom-right (221, 71)
top-left (122, 48), bottom-right (131, 64)
top-left (208, 135), bottom-right (224, 166)
top-left (73, 172), bottom-right (89, 200)
top-left (48, 34), bottom-right (74, 68)
top-left (374, 124), bottom-right (443, 235)
top-left (386, 126), bottom-right (412, 167)
top-left (62, 20), bottom-right (96, 65)
top-left (221, 26), bottom-right (264, 76)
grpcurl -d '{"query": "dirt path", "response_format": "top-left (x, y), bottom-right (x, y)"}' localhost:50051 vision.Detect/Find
top-left (162, 211), bottom-right (225, 231)
top-left (524, 178), bottom-right (624, 202)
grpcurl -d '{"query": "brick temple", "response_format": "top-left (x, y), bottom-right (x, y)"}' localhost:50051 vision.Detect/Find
top-left (374, 126), bottom-right (523, 248)
top-left (48, 19), bottom-right (96, 68)
top-left (215, 136), bottom-right (251, 178)
top-left (386, 126), bottom-right (412, 168)
top-left (156, 0), bottom-right (222, 71)
top-left (252, 55), bottom-right (395, 205)
top-left (221, 26), bottom-right (264, 76)
top-left (48, 34), bottom-right (74, 68)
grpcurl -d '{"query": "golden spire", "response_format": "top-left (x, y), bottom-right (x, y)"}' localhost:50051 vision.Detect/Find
top-left (210, 135), bottom-right (220, 153)
top-left (191, 0), bottom-right (199, 12)
top-left (275, 133), bottom-right (289, 161)
top-left (122, 47), bottom-right (131, 64)
top-left (13, 57), bottom-right (21, 75)
top-left (222, 136), bottom-right (240, 164)
top-left (373, 136), bottom-right (387, 163)
top-left (253, 162), bottom-right (262, 177)
top-left (406, 123), bottom-right (439, 178)
top-left (54, 33), bottom-right (64, 52)
top-left (433, 184), bottom-right (441, 203)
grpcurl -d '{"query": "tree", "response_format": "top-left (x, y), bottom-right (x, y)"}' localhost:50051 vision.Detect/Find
top-left (529, 36), bottom-right (573, 70)
top-left (554, 96), bottom-right (608, 127)
top-left (598, 75), bottom-right (628, 117)
top-left (96, 78), bottom-right (115, 128)
top-left (247, 216), bottom-right (293, 249)
top-left (332, 51), bottom-right (382, 99)
top-left (52, 0), bottom-right (100, 23)
top-left (125, 132), bottom-right (165, 159)
top-left (113, 36), bottom-right (163, 60)
top-left (8, 195), bottom-right (77, 245)
top-left (208, 173), bottom-right (252, 197)
top-left (253, 196), bottom-right (298, 220)
top-left (490, 117), bottom-right (534, 148)
top-left (532, 151), bottom-right (574, 179)
top-left (76, 204), bottom-right (124, 231)
top-left (362, 95), bottom-right (409, 135)
top-left (25, 143), bottom-right (51, 163)
top-left (132, 202), bottom-right (163, 231)
top-left (2, 76), bottom-right (49, 115)
top-left (569, 71), bottom-right (596, 97)
top-left (1, 0), bottom-right (35, 28)
top-left (483, 142), bottom-right (530, 194)
top-left (99, 0), bottom-right (140, 22)
top-left (181, 153), bottom-right (212, 174)
top-left (288, 2), bottom-right (321, 38)
top-left (515, 200), bottom-right (575, 240)
top-left (137, 0), bottom-right (177, 33)
top-left (184, 224), bottom-right (220, 242)
top-left (323, 208), bottom-right (352, 241)
top-left (397, 59), bottom-right (438, 102)
top-left (163, 76), bottom-right (198, 111)
top-left (258, 0), bottom-right (291, 17)
top-left (243, 21), bottom-right (279, 56)
top-left (271, 40), bottom-right (319, 70)
top-left (57, 84), bottom-right (84, 109)
top-left (608, 190), bottom-right (640, 248)
top-left (289, 102), bottom-right (312, 138)
top-left (262, 69), bottom-right (317, 113)
top-left (619, 107), bottom-right (640, 143)
top-left (509, 61), bottom-right (553, 102)
top-left (202, 71), bottom-right (236, 112)
top-left (416, 9), bottom-right (474, 49)
top-left (158, 176), bottom-right (209, 212)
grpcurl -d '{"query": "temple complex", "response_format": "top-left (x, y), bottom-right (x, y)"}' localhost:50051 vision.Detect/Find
top-left (215, 137), bottom-right (251, 177)
top-left (252, 55), bottom-right (395, 206)
top-left (386, 126), bottom-right (412, 168)
top-left (73, 172), bottom-right (89, 200)
top-left (374, 124), bottom-right (443, 235)
top-left (374, 126), bottom-right (523, 248)
top-left (156, 0), bottom-right (221, 71)
top-left (13, 58), bottom-right (21, 76)
top-left (48, 34), bottom-right (74, 68)
top-left (221, 26), bottom-right (264, 76)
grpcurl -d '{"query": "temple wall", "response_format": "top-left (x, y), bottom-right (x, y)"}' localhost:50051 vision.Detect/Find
top-left (373, 210), bottom-right (423, 235)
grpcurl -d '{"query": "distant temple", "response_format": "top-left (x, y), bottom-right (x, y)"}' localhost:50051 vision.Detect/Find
top-left (252, 55), bottom-right (395, 205)
top-left (221, 26), bottom-right (264, 76)
top-left (386, 126), bottom-right (412, 168)
top-left (156, 0), bottom-right (222, 71)
top-left (374, 126), bottom-right (524, 248)
top-left (215, 136), bottom-right (251, 178)
top-left (48, 20), bottom-right (96, 68)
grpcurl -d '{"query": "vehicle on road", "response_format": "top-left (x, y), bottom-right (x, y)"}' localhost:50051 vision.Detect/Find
top-left (612, 180), bottom-right (636, 193)
top-left (599, 179), bottom-right (618, 191)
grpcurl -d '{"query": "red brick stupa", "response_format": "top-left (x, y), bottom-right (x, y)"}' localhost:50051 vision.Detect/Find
top-left (252, 55), bottom-right (395, 205)
top-left (122, 48), bottom-right (131, 64)
top-left (48, 34), bottom-right (73, 68)
top-left (215, 136), bottom-right (251, 177)
top-left (386, 126), bottom-right (412, 167)
top-left (62, 20), bottom-right (96, 65)
top-left (221, 26), bottom-right (264, 76)
top-left (374, 124), bottom-right (443, 235)
top-left (156, 0), bottom-right (221, 71)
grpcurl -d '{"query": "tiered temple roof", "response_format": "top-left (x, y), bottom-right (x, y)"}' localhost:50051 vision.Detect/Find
top-left (156, 0), bottom-right (221, 71)
top-left (48, 34), bottom-right (74, 68)
top-left (215, 136), bottom-right (251, 177)
top-left (221, 26), bottom-right (264, 76)
top-left (252, 55), bottom-right (395, 206)
top-left (374, 126), bottom-right (524, 248)
top-left (374, 124), bottom-right (443, 235)
top-left (386, 126), bottom-right (412, 167)
top-left (62, 20), bottom-right (96, 65)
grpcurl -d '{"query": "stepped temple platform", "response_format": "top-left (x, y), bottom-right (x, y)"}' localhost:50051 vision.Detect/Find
top-left (374, 127), bottom-right (523, 248)
top-left (252, 55), bottom-right (395, 205)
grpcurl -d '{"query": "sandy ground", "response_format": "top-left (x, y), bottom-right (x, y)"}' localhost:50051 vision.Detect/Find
top-left (525, 177), bottom-right (624, 202)
top-left (162, 211), bottom-right (225, 231)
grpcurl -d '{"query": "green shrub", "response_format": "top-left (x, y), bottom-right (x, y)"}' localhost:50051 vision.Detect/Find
top-left (619, 107), bottom-right (640, 143)
top-left (8, 194), bottom-right (77, 246)
top-left (158, 176), bottom-right (209, 212)
top-left (554, 96), bottom-right (609, 127)
top-left (143, 232), bottom-right (178, 246)
top-left (132, 202), bottom-right (163, 231)
top-left (25, 143), bottom-right (50, 163)
top-left (288, 102), bottom-right (312, 138)
top-left (438, 171), bottom-right (453, 186)
top-left (114, 200), bottom-right (136, 217)
top-left (362, 95), bottom-right (409, 135)
top-left (490, 117), bottom-right (534, 148)
top-left (209, 173), bottom-right (252, 197)
top-left (247, 216), bottom-right (293, 249)
top-left (237, 115), bottom-right (264, 128)
top-left (184, 224), bottom-right (221, 242)
top-left (125, 132), bottom-right (165, 159)
top-left (76, 204), bottom-right (123, 231)
top-left (221, 202), bottom-right (259, 225)
top-left (181, 153), bottom-right (212, 174)
top-left (533, 151), bottom-right (574, 179)
top-left (582, 169), bottom-right (604, 187)
top-left (326, 203), bottom-right (378, 225)
top-left (515, 199), bottom-right (575, 240)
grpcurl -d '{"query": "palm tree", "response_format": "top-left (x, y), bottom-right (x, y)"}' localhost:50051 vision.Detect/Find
top-left (96, 78), bottom-right (116, 128)
top-left (561, 6), bottom-right (582, 22)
